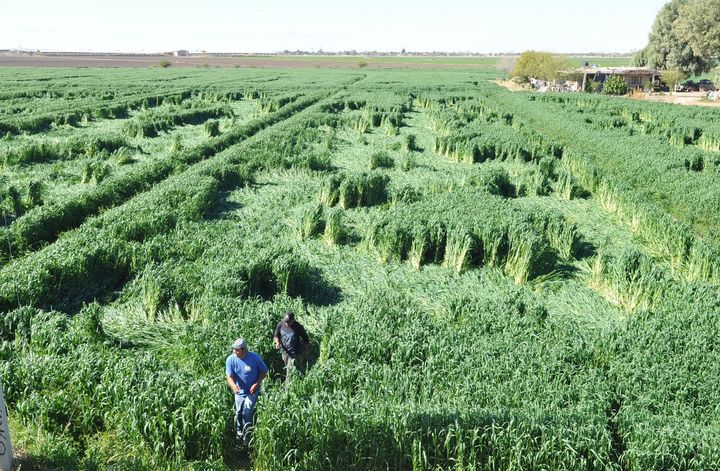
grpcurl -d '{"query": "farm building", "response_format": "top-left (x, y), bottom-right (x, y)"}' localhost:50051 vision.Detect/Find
top-left (172, 50), bottom-right (189, 57)
top-left (577, 67), bottom-right (661, 91)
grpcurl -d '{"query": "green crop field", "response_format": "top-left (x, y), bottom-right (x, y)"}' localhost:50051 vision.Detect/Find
top-left (2, 66), bottom-right (720, 470)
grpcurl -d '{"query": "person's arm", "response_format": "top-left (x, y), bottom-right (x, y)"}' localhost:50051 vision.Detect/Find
top-left (249, 370), bottom-right (266, 394)
top-left (249, 356), bottom-right (268, 394)
top-left (225, 357), bottom-right (240, 394)
top-left (226, 374), bottom-right (240, 394)
top-left (273, 322), bottom-right (282, 349)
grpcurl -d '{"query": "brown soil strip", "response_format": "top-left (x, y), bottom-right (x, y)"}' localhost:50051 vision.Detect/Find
top-left (0, 54), bottom-right (493, 69)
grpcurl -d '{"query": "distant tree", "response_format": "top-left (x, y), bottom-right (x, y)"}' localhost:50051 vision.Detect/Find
top-left (633, 0), bottom-right (718, 76)
top-left (510, 51), bottom-right (569, 81)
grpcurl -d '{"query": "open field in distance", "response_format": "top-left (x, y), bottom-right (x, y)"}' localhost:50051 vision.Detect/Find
top-left (0, 53), bottom-right (634, 69)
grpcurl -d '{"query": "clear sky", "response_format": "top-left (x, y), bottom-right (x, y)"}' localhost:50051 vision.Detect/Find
top-left (2, 0), bottom-right (667, 53)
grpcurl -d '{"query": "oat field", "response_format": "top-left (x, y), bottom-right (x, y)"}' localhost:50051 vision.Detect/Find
top-left (2, 66), bottom-right (720, 470)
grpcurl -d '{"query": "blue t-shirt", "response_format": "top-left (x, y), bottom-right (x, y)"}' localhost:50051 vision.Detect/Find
top-left (225, 352), bottom-right (267, 394)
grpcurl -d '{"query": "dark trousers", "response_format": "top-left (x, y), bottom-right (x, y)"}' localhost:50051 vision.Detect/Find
top-left (281, 350), bottom-right (305, 383)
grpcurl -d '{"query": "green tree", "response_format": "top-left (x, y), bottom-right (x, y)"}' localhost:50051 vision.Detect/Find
top-left (674, 0), bottom-right (720, 62)
top-left (510, 51), bottom-right (569, 81)
top-left (634, 0), bottom-right (718, 76)
top-left (661, 68), bottom-right (686, 91)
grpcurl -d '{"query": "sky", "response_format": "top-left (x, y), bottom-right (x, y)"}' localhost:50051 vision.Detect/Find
top-left (1, 0), bottom-right (667, 54)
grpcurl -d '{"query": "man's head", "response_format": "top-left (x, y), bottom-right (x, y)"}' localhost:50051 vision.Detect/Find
top-left (283, 311), bottom-right (295, 326)
top-left (232, 338), bottom-right (248, 358)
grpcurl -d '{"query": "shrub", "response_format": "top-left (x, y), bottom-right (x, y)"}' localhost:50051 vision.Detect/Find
top-left (603, 75), bottom-right (629, 95)
top-left (159, 60), bottom-right (172, 68)
top-left (661, 69), bottom-right (685, 91)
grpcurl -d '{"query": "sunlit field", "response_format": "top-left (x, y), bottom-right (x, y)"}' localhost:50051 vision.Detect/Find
top-left (2, 66), bottom-right (720, 470)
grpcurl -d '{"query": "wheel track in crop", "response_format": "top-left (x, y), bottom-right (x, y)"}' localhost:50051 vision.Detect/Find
top-left (605, 398), bottom-right (627, 471)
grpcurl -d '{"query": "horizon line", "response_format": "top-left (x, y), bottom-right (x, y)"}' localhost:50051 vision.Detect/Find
top-left (0, 49), bottom-right (638, 56)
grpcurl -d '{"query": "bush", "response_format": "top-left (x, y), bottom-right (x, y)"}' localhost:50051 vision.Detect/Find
top-left (159, 60), bottom-right (172, 68)
top-left (603, 75), bottom-right (629, 95)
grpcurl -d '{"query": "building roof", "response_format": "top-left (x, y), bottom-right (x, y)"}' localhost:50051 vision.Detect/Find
top-left (577, 67), bottom-right (661, 75)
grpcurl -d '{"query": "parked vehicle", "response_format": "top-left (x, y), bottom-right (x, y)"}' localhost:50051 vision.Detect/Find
top-left (676, 80), bottom-right (700, 92)
top-left (698, 79), bottom-right (716, 92)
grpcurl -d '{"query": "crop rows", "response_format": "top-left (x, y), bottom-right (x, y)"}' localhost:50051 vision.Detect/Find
top-left (0, 92), bottom-right (330, 266)
top-left (2, 68), bottom-right (720, 470)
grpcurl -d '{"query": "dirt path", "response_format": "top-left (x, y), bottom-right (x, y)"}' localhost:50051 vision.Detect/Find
top-left (635, 91), bottom-right (720, 107)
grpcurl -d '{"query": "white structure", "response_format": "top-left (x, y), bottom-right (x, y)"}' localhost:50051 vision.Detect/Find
top-left (0, 381), bottom-right (11, 471)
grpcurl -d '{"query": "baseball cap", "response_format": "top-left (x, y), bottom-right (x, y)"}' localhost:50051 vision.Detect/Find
top-left (232, 338), bottom-right (247, 350)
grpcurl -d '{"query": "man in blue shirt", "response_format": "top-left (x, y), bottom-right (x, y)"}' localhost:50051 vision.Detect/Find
top-left (225, 338), bottom-right (267, 444)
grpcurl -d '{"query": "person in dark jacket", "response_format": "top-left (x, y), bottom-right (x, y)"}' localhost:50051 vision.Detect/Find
top-left (273, 311), bottom-right (309, 383)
